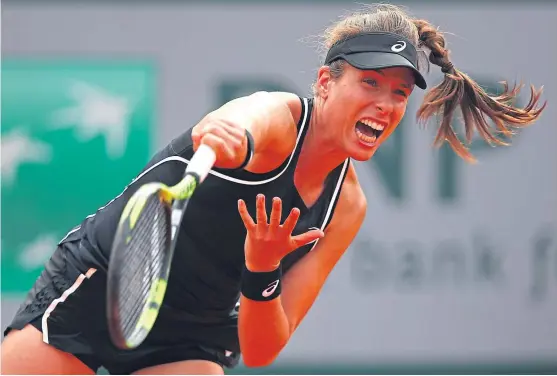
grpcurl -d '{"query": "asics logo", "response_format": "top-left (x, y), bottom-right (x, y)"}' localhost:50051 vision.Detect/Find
top-left (391, 41), bottom-right (406, 53)
top-left (262, 280), bottom-right (279, 298)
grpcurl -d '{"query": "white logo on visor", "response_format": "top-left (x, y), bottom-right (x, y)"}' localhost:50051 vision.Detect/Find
top-left (391, 41), bottom-right (407, 53)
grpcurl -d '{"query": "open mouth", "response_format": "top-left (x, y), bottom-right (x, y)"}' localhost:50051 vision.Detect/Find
top-left (355, 119), bottom-right (385, 145)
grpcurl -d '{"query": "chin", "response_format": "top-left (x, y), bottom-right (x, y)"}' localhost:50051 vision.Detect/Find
top-left (349, 147), bottom-right (378, 161)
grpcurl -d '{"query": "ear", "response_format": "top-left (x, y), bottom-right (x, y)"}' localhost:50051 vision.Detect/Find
top-left (316, 66), bottom-right (332, 99)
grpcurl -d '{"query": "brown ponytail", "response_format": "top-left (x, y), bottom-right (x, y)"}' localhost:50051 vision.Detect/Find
top-left (413, 19), bottom-right (546, 162)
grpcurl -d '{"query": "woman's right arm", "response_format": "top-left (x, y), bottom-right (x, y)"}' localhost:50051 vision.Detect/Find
top-left (191, 91), bottom-right (301, 172)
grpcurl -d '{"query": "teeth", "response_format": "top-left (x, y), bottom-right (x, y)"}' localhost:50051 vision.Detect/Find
top-left (360, 119), bottom-right (385, 131)
top-left (355, 128), bottom-right (377, 144)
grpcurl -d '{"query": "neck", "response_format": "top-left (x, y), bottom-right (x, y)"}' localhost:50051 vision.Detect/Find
top-left (294, 101), bottom-right (348, 190)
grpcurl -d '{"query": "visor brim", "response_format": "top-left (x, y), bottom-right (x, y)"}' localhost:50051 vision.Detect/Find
top-left (342, 52), bottom-right (427, 90)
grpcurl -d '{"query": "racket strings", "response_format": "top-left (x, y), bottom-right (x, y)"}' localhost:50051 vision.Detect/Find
top-left (119, 215), bottom-right (166, 337)
top-left (116, 195), bottom-right (170, 340)
top-left (119, 214), bottom-right (166, 335)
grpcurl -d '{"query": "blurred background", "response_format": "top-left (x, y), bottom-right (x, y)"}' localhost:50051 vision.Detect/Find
top-left (2, 0), bottom-right (556, 374)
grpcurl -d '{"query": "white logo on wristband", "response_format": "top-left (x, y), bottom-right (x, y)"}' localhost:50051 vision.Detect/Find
top-left (262, 280), bottom-right (280, 298)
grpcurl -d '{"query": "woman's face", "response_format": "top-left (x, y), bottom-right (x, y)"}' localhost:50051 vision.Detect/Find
top-left (316, 63), bottom-right (415, 161)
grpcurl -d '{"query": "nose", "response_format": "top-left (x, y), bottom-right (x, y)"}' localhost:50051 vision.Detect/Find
top-left (375, 94), bottom-right (395, 116)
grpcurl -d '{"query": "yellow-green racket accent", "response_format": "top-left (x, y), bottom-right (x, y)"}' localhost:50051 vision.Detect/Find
top-left (167, 174), bottom-right (197, 201)
top-left (117, 176), bottom-right (197, 230)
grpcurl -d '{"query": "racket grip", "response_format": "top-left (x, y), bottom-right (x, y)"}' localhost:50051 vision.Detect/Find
top-left (186, 144), bottom-right (216, 182)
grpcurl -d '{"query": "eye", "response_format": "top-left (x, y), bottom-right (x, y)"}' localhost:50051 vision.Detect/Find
top-left (394, 89), bottom-right (408, 98)
top-left (363, 78), bottom-right (379, 87)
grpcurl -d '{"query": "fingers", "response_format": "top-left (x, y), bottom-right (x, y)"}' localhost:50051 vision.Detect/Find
top-left (206, 124), bottom-right (242, 148)
top-left (291, 229), bottom-right (325, 249)
top-left (200, 133), bottom-right (235, 161)
top-left (237, 199), bottom-right (256, 231)
top-left (255, 194), bottom-right (268, 226)
top-left (269, 197), bottom-right (282, 228)
top-left (196, 119), bottom-right (244, 147)
top-left (242, 194), bottom-right (304, 236)
top-left (281, 207), bottom-right (301, 234)
top-left (191, 130), bottom-right (201, 144)
top-left (193, 119), bottom-right (247, 168)
top-left (217, 120), bottom-right (245, 141)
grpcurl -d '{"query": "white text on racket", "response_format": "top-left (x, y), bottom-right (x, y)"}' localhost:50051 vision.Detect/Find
top-left (171, 209), bottom-right (183, 239)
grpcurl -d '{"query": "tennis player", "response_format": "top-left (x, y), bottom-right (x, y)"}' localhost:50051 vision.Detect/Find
top-left (1, 4), bottom-right (544, 375)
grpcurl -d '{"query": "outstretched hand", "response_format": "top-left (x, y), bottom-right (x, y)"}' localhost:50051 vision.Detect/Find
top-left (238, 194), bottom-right (324, 272)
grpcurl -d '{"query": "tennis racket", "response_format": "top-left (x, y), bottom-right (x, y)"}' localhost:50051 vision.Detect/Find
top-left (106, 144), bottom-right (216, 350)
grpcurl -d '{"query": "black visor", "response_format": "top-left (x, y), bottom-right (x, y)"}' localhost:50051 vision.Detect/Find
top-left (325, 32), bottom-right (427, 90)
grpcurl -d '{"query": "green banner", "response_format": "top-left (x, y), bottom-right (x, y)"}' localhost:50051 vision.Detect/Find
top-left (1, 60), bottom-right (156, 294)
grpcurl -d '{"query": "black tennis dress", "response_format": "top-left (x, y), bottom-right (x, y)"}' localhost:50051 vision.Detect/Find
top-left (4, 96), bottom-right (350, 374)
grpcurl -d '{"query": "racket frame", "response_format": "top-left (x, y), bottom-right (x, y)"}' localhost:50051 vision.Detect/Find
top-left (107, 144), bottom-right (216, 349)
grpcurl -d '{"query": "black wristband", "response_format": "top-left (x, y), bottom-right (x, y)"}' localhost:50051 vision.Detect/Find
top-left (233, 129), bottom-right (255, 171)
top-left (241, 264), bottom-right (282, 301)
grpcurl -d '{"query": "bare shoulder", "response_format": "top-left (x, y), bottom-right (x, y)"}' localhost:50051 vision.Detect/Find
top-left (267, 91), bottom-right (303, 125)
top-left (243, 91), bottom-right (300, 170)
top-left (221, 91), bottom-right (301, 126)
top-left (328, 162), bottom-right (367, 234)
top-left (206, 91), bottom-right (301, 173)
